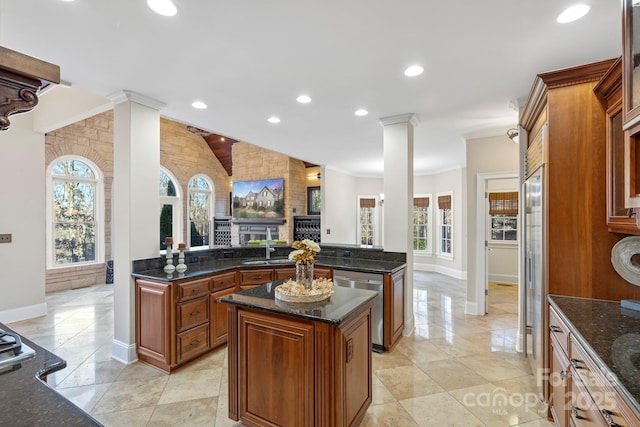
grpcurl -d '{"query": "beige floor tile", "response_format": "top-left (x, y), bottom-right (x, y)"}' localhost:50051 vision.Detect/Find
top-left (419, 358), bottom-right (489, 391)
top-left (56, 382), bottom-right (112, 413)
top-left (361, 401), bottom-right (420, 427)
top-left (158, 367), bottom-right (223, 405)
top-left (92, 376), bottom-right (169, 414)
top-left (372, 349), bottom-right (414, 371)
top-left (450, 383), bottom-right (542, 427)
top-left (57, 359), bottom-right (126, 388)
top-left (372, 375), bottom-right (396, 405)
top-left (456, 352), bottom-right (530, 382)
top-left (148, 397), bottom-right (218, 426)
top-left (400, 392), bottom-right (486, 427)
top-left (375, 366), bottom-right (444, 400)
top-left (394, 338), bottom-right (451, 365)
top-left (91, 405), bottom-right (155, 427)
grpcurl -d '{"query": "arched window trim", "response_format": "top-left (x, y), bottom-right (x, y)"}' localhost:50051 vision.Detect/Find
top-left (160, 167), bottom-right (182, 253)
top-left (46, 155), bottom-right (105, 269)
top-left (187, 174), bottom-right (214, 250)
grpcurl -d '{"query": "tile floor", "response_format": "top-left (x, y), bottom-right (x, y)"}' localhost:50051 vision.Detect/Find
top-left (9, 272), bottom-right (555, 427)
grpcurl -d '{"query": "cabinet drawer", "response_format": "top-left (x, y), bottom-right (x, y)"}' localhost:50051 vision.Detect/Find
top-left (274, 267), bottom-right (296, 281)
top-left (177, 323), bottom-right (209, 363)
top-left (212, 271), bottom-right (236, 291)
top-left (570, 373), bottom-right (608, 427)
top-left (570, 337), bottom-right (635, 427)
top-left (177, 296), bottom-right (209, 332)
top-left (314, 267), bottom-right (332, 279)
top-left (177, 278), bottom-right (210, 301)
top-left (549, 306), bottom-right (570, 356)
top-left (239, 269), bottom-right (273, 285)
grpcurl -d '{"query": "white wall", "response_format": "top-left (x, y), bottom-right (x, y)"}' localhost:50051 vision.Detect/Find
top-left (322, 166), bottom-right (358, 244)
top-left (413, 167), bottom-right (466, 278)
top-left (0, 113), bottom-right (47, 322)
top-left (466, 135), bottom-right (519, 313)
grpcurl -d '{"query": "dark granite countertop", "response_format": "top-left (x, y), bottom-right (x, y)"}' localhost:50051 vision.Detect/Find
top-left (0, 323), bottom-right (102, 426)
top-left (132, 255), bottom-right (406, 282)
top-left (548, 295), bottom-right (640, 418)
top-left (221, 282), bottom-right (378, 325)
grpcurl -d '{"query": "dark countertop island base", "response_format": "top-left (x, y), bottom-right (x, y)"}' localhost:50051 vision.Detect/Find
top-left (0, 323), bottom-right (102, 427)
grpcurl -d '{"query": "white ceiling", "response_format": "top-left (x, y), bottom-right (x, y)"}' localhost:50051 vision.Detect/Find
top-left (0, 0), bottom-right (622, 177)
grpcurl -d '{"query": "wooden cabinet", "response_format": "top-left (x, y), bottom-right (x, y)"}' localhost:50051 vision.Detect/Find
top-left (210, 286), bottom-right (236, 348)
top-left (623, 0), bottom-right (640, 128)
top-left (227, 298), bottom-right (372, 427)
top-left (135, 279), bottom-right (172, 370)
top-left (384, 269), bottom-right (404, 350)
top-left (313, 266), bottom-right (332, 279)
top-left (594, 58), bottom-right (640, 234)
top-left (238, 268), bottom-right (273, 289)
top-left (548, 305), bottom-right (640, 427)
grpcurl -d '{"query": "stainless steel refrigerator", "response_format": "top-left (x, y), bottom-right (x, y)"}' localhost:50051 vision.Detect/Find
top-left (523, 163), bottom-right (546, 397)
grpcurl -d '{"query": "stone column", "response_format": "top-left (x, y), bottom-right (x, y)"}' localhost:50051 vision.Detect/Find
top-left (380, 113), bottom-right (417, 337)
top-left (109, 90), bottom-right (165, 363)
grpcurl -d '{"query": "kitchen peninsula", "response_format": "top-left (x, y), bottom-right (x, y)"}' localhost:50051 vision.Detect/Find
top-left (131, 245), bottom-right (406, 373)
top-left (222, 283), bottom-right (377, 427)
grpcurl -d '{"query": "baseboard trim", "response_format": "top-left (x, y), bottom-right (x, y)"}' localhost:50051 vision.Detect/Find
top-left (414, 263), bottom-right (467, 280)
top-left (488, 274), bottom-right (518, 285)
top-left (0, 302), bottom-right (47, 324)
top-left (403, 315), bottom-right (415, 337)
top-left (465, 301), bottom-right (484, 315)
top-left (112, 339), bottom-right (138, 365)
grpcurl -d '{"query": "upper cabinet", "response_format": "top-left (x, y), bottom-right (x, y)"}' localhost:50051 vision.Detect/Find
top-left (594, 58), bottom-right (640, 234)
top-left (623, 0), bottom-right (640, 128)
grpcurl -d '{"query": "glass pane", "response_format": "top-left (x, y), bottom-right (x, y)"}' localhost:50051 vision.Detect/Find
top-left (190, 220), bottom-right (210, 247)
top-left (491, 217), bottom-right (503, 229)
top-left (54, 223), bottom-right (96, 264)
top-left (52, 159), bottom-right (94, 179)
top-left (492, 230), bottom-right (503, 240)
top-left (505, 230), bottom-right (518, 240)
top-left (189, 176), bottom-right (210, 190)
top-left (189, 192), bottom-right (210, 222)
top-left (503, 218), bottom-right (517, 230)
top-left (160, 204), bottom-right (173, 250)
top-left (160, 171), bottom-right (177, 197)
top-left (53, 180), bottom-right (95, 222)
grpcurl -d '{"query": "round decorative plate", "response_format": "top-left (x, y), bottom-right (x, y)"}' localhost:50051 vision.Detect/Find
top-left (274, 279), bottom-right (334, 303)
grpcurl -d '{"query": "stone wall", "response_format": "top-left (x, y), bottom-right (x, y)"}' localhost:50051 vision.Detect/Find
top-left (45, 111), bottom-right (114, 292)
top-left (231, 142), bottom-right (307, 242)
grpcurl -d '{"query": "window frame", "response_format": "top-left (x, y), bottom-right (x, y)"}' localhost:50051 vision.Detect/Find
top-left (436, 191), bottom-right (454, 260)
top-left (46, 155), bottom-right (104, 269)
top-left (160, 167), bottom-right (182, 253)
top-left (187, 174), bottom-right (214, 251)
top-left (356, 195), bottom-right (379, 247)
top-left (488, 214), bottom-right (518, 244)
top-left (413, 193), bottom-right (432, 255)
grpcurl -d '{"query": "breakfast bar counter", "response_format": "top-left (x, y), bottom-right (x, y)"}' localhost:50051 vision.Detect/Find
top-left (222, 283), bottom-right (377, 427)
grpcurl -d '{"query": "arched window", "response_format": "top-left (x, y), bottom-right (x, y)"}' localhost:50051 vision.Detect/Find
top-left (160, 168), bottom-right (182, 251)
top-left (47, 156), bottom-right (103, 268)
top-left (188, 175), bottom-right (214, 249)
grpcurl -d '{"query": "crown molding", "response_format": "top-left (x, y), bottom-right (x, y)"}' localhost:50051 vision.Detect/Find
top-left (379, 113), bottom-right (419, 127)
top-left (107, 90), bottom-right (166, 110)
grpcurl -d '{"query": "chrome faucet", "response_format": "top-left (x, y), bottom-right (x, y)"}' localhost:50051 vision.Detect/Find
top-left (265, 228), bottom-right (275, 260)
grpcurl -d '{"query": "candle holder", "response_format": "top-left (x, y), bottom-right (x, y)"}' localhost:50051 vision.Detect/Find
top-left (164, 237), bottom-right (175, 274)
top-left (176, 243), bottom-right (187, 273)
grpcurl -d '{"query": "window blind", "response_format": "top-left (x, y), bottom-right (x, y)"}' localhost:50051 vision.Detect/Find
top-left (488, 191), bottom-right (518, 215)
top-left (414, 197), bottom-right (429, 208)
top-left (359, 198), bottom-right (376, 208)
top-left (437, 195), bottom-right (451, 210)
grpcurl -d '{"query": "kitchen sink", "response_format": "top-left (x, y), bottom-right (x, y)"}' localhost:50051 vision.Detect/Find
top-left (241, 258), bottom-right (294, 265)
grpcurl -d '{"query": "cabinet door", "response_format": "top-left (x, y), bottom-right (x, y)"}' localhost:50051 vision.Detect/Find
top-left (384, 269), bottom-right (404, 350)
top-left (623, 0), bottom-right (640, 127)
top-left (313, 266), bottom-right (332, 279)
top-left (210, 286), bottom-right (237, 348)
top-left (237, 309), bottom-right (314, 426)
top-left (135, 280), bottom-right (172, 367)
top-left (274, 267), bottom-right (296, 281)
top-left (341, 306), bottom-right (372, 426)
top-left (550, 338), bottom-right (570, 427)
top-left (239, 269), bottom-right (273, 286)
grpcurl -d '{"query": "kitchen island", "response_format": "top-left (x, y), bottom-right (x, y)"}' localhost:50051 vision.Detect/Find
top-left (0, 323), bottom-right (102, 427)
top-left (222, 283), bottom-right (377, 427)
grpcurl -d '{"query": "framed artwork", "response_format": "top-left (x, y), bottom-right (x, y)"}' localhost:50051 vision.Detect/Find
top-left (307, 186), bottom-right (321, 215)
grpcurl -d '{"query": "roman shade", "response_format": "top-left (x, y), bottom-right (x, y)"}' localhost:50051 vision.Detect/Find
top-left (414, 197), bottom-right (430, 208)
top-left (489, 191), bottom-right (519, 215)
top-left (359, 198), bottom-right (376, 208)
top-left (437, 195), bottom-right (451, 210)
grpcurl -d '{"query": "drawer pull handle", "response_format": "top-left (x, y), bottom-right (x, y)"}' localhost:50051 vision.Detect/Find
top-left (190, 310), bottom-right (200, 317)
top-left (190, 339), bottom-right (201, 347)
top-left (601, 409), bottom-right (620, 426)
top-left (570, 358), bottom-right (583, 369)
top-left (550, 325), bottom-right (562, 333)
top-left (571, 406), bottom-right (585, 420)
top-left (560, 369), bottom-right (568, 380)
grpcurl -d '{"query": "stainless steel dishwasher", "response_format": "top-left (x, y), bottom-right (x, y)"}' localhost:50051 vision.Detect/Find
top-left (333, 269), bottom-right (384, 352)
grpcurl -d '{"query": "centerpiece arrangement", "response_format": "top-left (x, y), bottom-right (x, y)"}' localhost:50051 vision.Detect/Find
top-left (274, 240), bottom-right (334, 303)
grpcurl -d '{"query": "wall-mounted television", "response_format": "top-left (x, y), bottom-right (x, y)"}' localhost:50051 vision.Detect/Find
top-left (232, 178), bottom-right (285, 219)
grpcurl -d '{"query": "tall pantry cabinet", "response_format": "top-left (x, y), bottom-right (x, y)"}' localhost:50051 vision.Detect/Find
top-left (520, 58), bottom-right (640, 302)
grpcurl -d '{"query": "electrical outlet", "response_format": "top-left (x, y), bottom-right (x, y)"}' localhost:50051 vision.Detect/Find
top-left (0, 234), bottom-right (11, 243)
top-left (326, 229), bottom-right (331, 235)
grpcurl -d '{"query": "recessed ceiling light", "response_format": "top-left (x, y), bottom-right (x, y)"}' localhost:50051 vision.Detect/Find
top-left (268, 116), bottom-right (281, 124)
top-left (296, 95), bottom-right (312, 104)
top-left (191, 101), bottom-right (207, 109)
top-left (147, 0), bottom-right (177, 17)
top-left (355, 109), bottom-right (369, 117)
top-left (557, 4), bottom-right (590, 23)
top-left (404, 65), bottom-right (424, 77)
